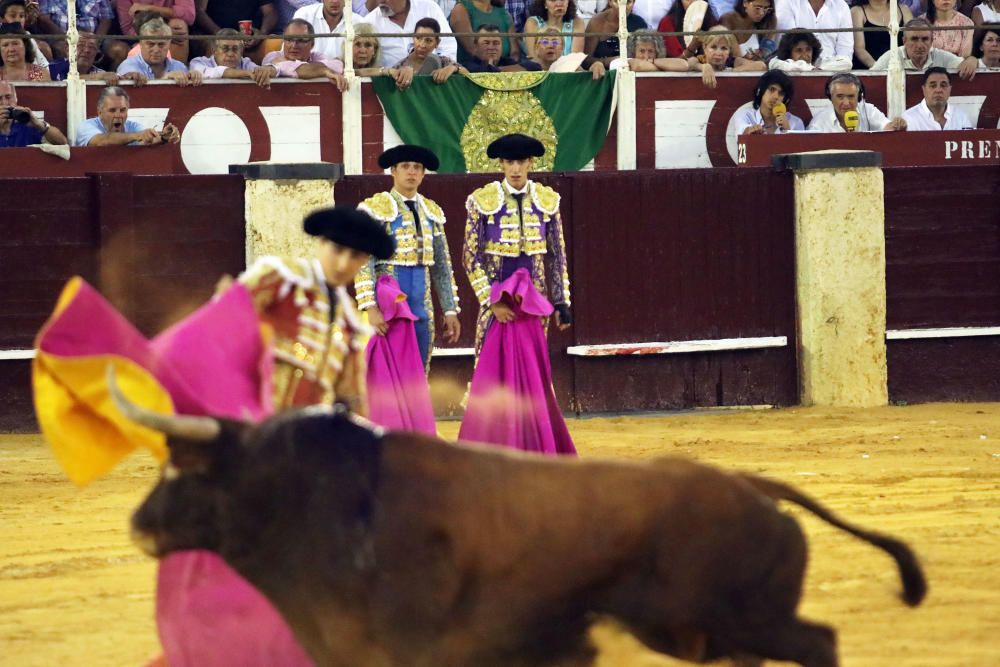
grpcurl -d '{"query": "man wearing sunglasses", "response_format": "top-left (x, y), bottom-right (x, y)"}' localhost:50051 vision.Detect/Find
top-left (262, 18), bottom-right (348, 90)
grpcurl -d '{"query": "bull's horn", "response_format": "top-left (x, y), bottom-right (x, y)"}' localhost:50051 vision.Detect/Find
top-left (105, 365), bottom-right (221, 442)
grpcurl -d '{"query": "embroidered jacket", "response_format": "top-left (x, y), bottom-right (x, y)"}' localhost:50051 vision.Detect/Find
top-left (463, 180), bottom-right (571, 308)
top-left (239, 256), bottom-right (368, 414)
top-left (355, 190), bottom-right (461, 314)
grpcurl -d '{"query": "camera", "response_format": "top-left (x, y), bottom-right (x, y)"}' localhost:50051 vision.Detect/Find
top-left (6, 107), bottom-right (32, 124)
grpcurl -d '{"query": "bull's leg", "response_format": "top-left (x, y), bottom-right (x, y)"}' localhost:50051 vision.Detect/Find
top-left (731, 619), bottom-right (837, 667)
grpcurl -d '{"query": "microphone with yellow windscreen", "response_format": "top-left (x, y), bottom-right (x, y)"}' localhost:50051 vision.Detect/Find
top-left (772, 102), bottom-right (786, 117)
top-left (844, 110), bottom-right (859, 132)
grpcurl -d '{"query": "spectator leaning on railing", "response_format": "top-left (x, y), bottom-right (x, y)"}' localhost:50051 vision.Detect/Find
top-left (189, 28), bottom-right (277, 86)
top-left (262, 18), bottom-right (349, 89)
top-left (392, 17), bottom-right (465, 82)
top-left (870, 17), bottom-right (978, 78)
top-left (74, 85), bottom-right (180, 146)
top-left (463, 22), bottom-right (542, 69)
top-left (0, 80), bottom-right (67, 146)
top-left (117, 17), bottom-right (202, 84)
top-left (901, 66), bottom-right (974, 129)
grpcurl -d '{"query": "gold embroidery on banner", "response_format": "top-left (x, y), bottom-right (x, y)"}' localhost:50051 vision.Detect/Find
top-left (461, 91), bottom-right (557, 173)
top-left (465, 71), bottom-right (548, 91)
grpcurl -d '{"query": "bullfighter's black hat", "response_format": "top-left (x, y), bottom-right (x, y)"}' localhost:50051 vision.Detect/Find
top-left (486, 133), bottom-right (545, 160)
top-left (303, 206), bottom-right (396, 260)
top-left (377, 144), bottom-right (440, 171)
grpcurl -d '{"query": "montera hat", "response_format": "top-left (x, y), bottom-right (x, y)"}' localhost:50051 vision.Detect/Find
top-left (303, 206), bottom-right (396, 260)
top-left (486, 133), bottom-right (545, 160)
top-left (377, 144), bottom-right (440, 171)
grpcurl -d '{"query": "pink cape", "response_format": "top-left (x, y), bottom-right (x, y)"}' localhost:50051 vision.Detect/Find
top-left (366, 275), bottom-right (436, 435)
top-left (156, 551), bottom-right (312, 666)
top-left (458, 269), bottom-right (576, 455)
top-left (34, 279), bottom-right (310, 666)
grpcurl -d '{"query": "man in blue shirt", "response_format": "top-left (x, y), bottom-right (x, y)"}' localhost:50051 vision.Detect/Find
top-left (117, 17), bottom-right (202, 86)
top-left (0, 80), bottom-right (67, 147)
top-left (74, 86), bottom-right (180, 146)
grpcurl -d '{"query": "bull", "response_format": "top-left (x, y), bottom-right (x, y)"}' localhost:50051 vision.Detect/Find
top-left (113, 376), bottom-right (926, 667)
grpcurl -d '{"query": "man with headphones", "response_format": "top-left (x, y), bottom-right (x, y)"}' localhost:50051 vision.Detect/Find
top-left (807, 72), bottom-right (908, 133)
top-left (736, 70), bottom-right (806, 135)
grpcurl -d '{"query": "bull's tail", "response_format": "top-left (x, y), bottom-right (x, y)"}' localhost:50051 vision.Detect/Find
top-left (739, 473), bottom-right (927, 607)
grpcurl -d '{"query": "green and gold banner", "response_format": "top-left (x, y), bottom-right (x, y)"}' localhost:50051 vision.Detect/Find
top-left (371, 71), bottom-right (617, 173)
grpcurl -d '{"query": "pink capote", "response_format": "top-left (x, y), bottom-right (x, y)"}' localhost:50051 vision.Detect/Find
top-left (458, 269), bottom-right (576, 455)
top-left (156, 551), bottom-right (312, 667)
top-left (35, 279), bottom-right (311, 667)
top-left (366, 275), bottom-right (437, 435)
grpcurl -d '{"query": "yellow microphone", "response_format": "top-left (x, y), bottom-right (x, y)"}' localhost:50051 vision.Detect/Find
top-left (844, 110), bottom-right (859, 132)
top-left (772, 102), bottom-right (786, 117)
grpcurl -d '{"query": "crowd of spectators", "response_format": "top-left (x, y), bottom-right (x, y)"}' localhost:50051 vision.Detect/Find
top-left (2, 0), bottom-right (1000, 146)
top-left (0, 0), bottom-right (994, 83)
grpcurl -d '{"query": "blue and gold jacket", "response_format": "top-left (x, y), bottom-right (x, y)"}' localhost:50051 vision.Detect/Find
top-left (354, 190), bottom-right (460, 314)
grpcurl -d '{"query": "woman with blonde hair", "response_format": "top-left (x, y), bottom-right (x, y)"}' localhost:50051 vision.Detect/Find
top-left (654, 25), bottom-right (765, 87)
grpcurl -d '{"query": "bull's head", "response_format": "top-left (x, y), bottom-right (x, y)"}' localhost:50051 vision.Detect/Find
top-left (106, 367), bottom-right (249, 558)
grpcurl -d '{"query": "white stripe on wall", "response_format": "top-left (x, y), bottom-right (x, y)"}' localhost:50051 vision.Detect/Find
top-left (566, 336), bottom-right (788, 357)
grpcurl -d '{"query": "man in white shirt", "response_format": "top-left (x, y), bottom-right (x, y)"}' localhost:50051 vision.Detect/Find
top-left (293, 0), bottom-right (370, 60)
top-left (902, 67), bottom-right (974, 131)
top-left (870, 17), bottom-right (978, 80)
top-left (360, 0), bottom-right (457, 65)
top-left (807, 72), bottom-right (907, 132)
top-left (776, 0), bottom-right (853, 63)
top-left (736, 70), bottom-right (806, 134)
top-left (631, 0), bottom-right (672, 28)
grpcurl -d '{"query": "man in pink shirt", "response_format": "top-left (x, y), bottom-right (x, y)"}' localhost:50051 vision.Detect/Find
top-left (262, 17), bottom-right (347, 89)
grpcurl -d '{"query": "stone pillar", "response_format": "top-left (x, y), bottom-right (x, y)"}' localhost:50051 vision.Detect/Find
top-left (229, 162), bottom-right (344, 266)
top-left (774, 151), bottom-right (888, 407)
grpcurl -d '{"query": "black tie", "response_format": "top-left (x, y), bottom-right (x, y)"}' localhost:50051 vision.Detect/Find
top-left (512, 192), bottom-right (525, 227)
top-left (404, 200), bottom-right (423, 235)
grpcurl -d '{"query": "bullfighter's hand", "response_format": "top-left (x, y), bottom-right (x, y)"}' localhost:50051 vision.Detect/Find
top-left (442, 313), bottom-right (461, 343)
top-left (366, 305), bottom-right (388, 335)
top-left (490, 301), bottom-right (515, 323)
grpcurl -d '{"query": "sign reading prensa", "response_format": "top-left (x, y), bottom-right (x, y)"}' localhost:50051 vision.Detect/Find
top-left (738, 130), bottom-right (1000, 168)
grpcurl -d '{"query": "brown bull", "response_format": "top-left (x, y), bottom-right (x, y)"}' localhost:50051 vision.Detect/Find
top-left (116, 380), bottom-right (926, 667)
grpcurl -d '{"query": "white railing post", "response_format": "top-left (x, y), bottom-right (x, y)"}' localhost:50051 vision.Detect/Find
top-left (342, 3), bottom-right (363, 174)
top-left (615, 0), bottom-right (635, 169)
top-left (65, 0), bottom-right (84, 144)
top-left (886, 5), bottom-right (905, 118)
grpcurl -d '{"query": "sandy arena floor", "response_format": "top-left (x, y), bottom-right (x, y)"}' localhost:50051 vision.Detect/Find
top-left (1, 403), bottom-right (999, 666)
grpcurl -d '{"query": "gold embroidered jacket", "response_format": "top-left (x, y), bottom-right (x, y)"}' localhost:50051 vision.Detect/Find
top-left (239, 257), bottom-right (368, 414)
top-left (463, 180), bottom-right (571, 308)
top-left (354, 190), bottom-right (460, 314)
